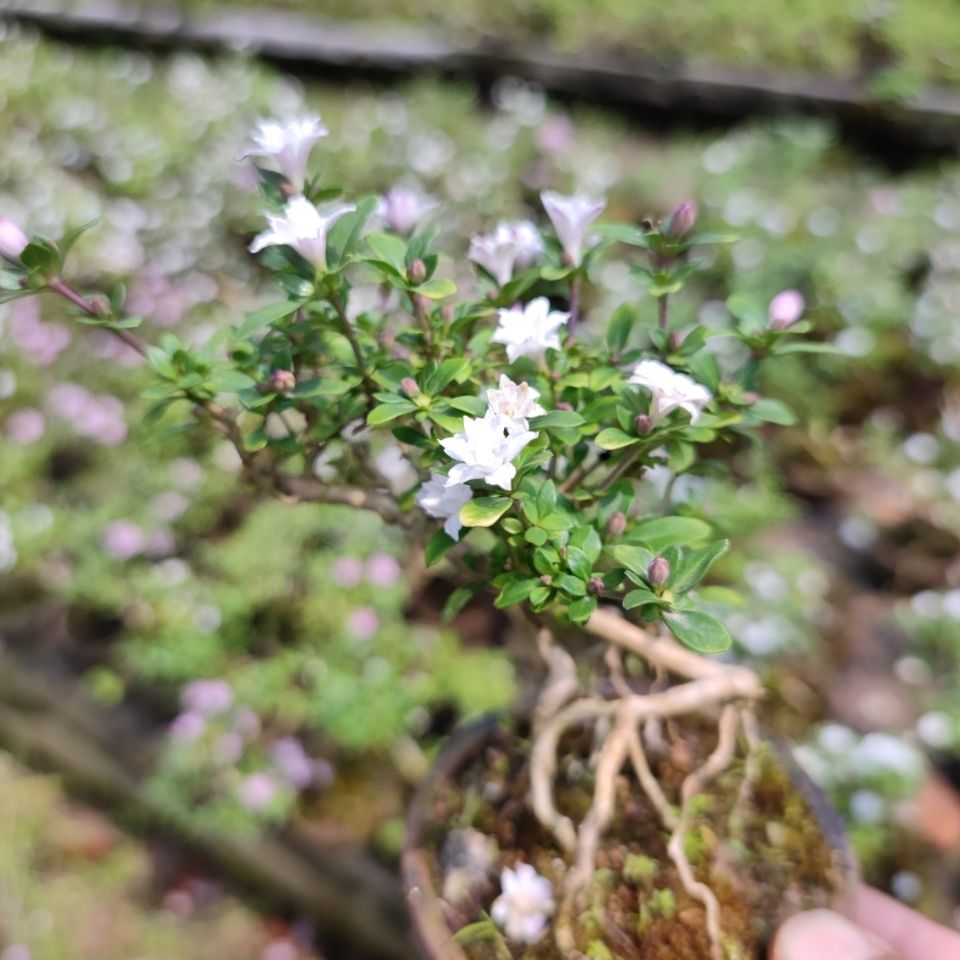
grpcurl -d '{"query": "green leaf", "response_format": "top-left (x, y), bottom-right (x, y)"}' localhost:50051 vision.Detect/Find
top-left (749, 398), bottom-right (796, 425)
top-left (662, 610), bottom-right (732, 653)
top-left (567, 546), bottom-right (593, 581)
top-left (524, 527), bottom-right (548, 546)
top-left (606, 303), bottom-right (637, 355)
top-left (554, 574), bottom-right (587, 597)
top-left (667, 540), bottom-right (729, 595)
top-left (424, 356), bottom-right (471, 394)
top-left (630, 516), bottom-right (712, 552)
top-left (773, 341), bottom-right (840, 356)
top-left (208, 370), bottom-right (256, 393)
top-left (237, 300), bottom-right (302, 337)
top-left (367, 401), bottom-right (417, 426)
top-left (417, 278), bottom-right (457, 300)
top-left (530, 410), bottom-right (586, 429)
top-left (608, 544), bottom-right (654, 576)
top-left (425, 529), bottom-right (457, 566)
top-left (623, 587), bottom-right (660, 610)
top-left (326, 195), bottom-right (378, 268)
top-left (568, 596), bottom-right (598, 625)
top-left (595, 428), bottom-right (638, 451)
top-left (443, 585), bottom-right (478, 621)
top-left (495, 578), bottom-right (540, 608)
top-left (460, 497), bottom-right (513, 528)
top-left (570, 526), bottom-right (602, 564)
top-left (364, 231), bottom-right (408, 273)
top-left (593, 223), bottom-right (652, 247)
top-left (292, 378), bottom-right (354, 398)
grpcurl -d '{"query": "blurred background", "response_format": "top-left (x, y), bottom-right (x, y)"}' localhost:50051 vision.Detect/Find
top-left (2, 1), bottom-right (960, 958)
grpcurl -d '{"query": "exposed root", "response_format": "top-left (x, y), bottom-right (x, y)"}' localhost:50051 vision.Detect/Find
top-left (627, 725), bottom-right (677, 830)
top-left (533, 628), bottom-right (580, 734)
top-left (666, 705), bottom-right (739, 960)
top-left (730, 704), bottom-right (762, 840)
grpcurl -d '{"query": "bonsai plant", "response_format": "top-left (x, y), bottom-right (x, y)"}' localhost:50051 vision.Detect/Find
top-left (0, 113), bottom-right (853, 959)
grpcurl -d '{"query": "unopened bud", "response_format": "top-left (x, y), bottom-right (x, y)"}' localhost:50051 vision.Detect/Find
top-left (669, 332), bottom-right (684, 352)
top-left (648, 556), bottom-right (670, 589)
top-left (271, 369), bottom-right (296, 394)
top-left (605, 511), bottom-right (627, 538)
top-left (408, 259), bottom-right (427, 284)
top-left (768, 290), bottom-right (805, 331)
top-left (743, 391), bottom-right (760, 406)
top-left (555, 401), bottom-right (573, 412)
top-left (664, 201), bottom-right (696, 240)
top-left (90, 295), bottom-right (111, 318)
top-left (633, 413), bottom-right (652, 436)
top-left (588, 577), bottom-right (604, 596)
top-left (0, 220), bottom-right (28, 261)
top-left (540, 574), bottom-right (553, 586)
top-left (441, 304), bottom-right (455, 323)
top-left (401, 376), bottom-right (419, 398)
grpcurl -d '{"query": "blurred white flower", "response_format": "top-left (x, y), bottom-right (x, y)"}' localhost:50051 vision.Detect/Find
top-left (486, 375), bottom-right (546, 428)
top-left (491, 864), bottom-right (555, 943)
top-left (0, 219), bottom-right (28, 261)
top-left (440, 414), bottom-right (538, 491)
top-left (540, 190), bottom-right (606, 265)
top-left (250, 196), bottom-right (355, 271)
top-left (416, 473), bottom-right (473, 540)
top-left (468, 220), bottom-right (544, 285)
top-left (245, 115), bottom-right (328, 189)
top-left (492, 297), bottom-right (568, 362)
top-left (628, 359), bottom-right (711, 424)
top-left (379, 185), bottom-right (437, 234)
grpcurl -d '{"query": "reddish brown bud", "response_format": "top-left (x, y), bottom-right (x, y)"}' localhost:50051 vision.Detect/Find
top-left (588, 577), bottom-right (604, 596)
top-left (441, 304), bottom-right (455, 323)
top-left (90, 295), bottom-right (112, 318)
top-left (540, 574), bottom-right (553, 586)
top-left (270, 369), bottom-right (296, 394)
top-left (555, 401), bottom-right (574, 412)
top-left (401, 377), bottom-right (419, 398)
top-left (648, 556), bottom-right (670, 589)
top-left (633, 413), bottom-right (653, 436)
top-left (408, 259), bottom-right (427, 284)
top-left (669, 331), bottom-right (684, 352)
top-left (605, 511), bottom-right (627, 538)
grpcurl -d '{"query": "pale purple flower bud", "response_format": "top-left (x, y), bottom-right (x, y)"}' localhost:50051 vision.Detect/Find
top-left (588, 577), bottom-right (604, 596)
top-left (401, 377), bottom-right (419, 398)
top-left (664, 202), bottom-right (697, 240)
top-left (0, 220), bottom-right (28, 261)
top-left (768, 290), bottom-right (805, 331)
top-left (605, 512), bottom-right (627, 537)
top-left (271, 369), bottom-right (296, 394)
top-left (648, 556), bottom-right (670, 589)
top-left (408, 259), bottom-right (427, 284)
top-left (633, 413), bottom-right (653, 435)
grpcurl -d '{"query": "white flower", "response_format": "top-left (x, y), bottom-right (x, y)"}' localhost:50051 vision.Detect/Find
top-left (416, 473), bottom-right (473, 540)
top-left (379, 185), bottom-right (438, 234)
top-left (0, 219), bottom-right (28, 261)
top-left (486, 375), bottom-right (546, 428)
top-left (468, 220), bottom-right (545, 286)
top-left (541, 190), bottom-right (606, 265)
top-left (439, 414), bottom-right (538, 491)
top-left (250, 196), bottom-right (356, 271)
top-left (492, 297), bottom-right (569, 363)
top-left (491, 864), bottom-right (555, 943)
top-left (628, 359), bottom-right (712, 424)
top-left (245, 115), bottom-right (328, 189)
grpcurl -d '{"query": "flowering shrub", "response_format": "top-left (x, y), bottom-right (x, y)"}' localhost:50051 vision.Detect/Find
top-left (0, 113), bottom-right (825, 652)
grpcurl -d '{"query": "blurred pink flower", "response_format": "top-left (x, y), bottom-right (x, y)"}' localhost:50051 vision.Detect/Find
top-left (0, 219), bottom-right (28, 260)
top-left (331, 555), bottom-right (364, 587)
top-left (181, 679), bottom-right (233, 717)
top-left (101, 520), bottom-right (145, 559)
top-left (347, 606), bottom-right (380, 640)
top-left (367, 553), bottom-right (401, 587)
top-left (768, 290), bottom-right (805, 331)
top-left (8, 300), bottom-right (70, 367)
top-left (169, 711), bottom-right (206, 743)
top-left (239, 772), bottom-right (277, 812)
top-left (5, 408), bottom-right (45, 444)
top-left (271, 737), bottom-right (315, 790)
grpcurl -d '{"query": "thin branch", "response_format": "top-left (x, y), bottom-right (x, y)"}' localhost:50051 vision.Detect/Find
top-left (46, 278), bottom-right (147, 357)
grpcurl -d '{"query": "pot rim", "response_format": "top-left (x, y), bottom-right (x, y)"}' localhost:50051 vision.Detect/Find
top-left (402, 712), bottom-right (858, 960)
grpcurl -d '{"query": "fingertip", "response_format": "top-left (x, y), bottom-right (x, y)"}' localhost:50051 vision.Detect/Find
top-left (772, 909), bottom-right (899, 960)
